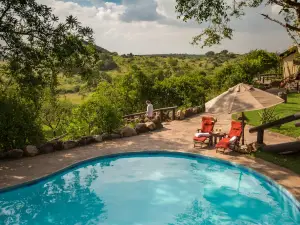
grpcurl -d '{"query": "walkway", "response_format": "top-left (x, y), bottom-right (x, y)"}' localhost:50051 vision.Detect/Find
top-left (1, 113), bottom-right (300, 201)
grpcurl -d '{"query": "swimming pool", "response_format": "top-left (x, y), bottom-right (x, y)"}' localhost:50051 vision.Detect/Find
top-left (0, 152), bottom-right (299, 224)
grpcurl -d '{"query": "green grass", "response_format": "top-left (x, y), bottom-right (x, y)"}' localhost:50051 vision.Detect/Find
top-left (244, 93), bottom-right (300, 138)
top-left (251, 151), bottom-right (300, 174)
top-left (241, 93), bottom-right (300, 174)
top-left (59, 93), bottom-right (88, 105)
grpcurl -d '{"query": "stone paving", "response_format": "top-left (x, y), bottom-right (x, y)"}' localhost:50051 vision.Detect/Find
top-left (1, 113), bottom-right (300, 201)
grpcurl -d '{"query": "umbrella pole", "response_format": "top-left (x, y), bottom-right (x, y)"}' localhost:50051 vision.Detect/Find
top-left (242, 112), bottom-right (245, 145)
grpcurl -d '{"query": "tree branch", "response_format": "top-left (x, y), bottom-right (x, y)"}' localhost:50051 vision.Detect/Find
top-left (286, 23), bottom-right (300, 32)
top-left (0, 3), bottom-right (12, 25)
top-left (261, 13), bottom-right (300, 45)
top-left (284, 0), bottom-right (300, 7)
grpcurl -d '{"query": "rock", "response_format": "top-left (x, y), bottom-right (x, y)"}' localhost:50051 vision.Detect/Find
top-left (185, 108), bottom-right (193, 117)
top-left (163, 112), bottom-right (170, 121)
top-left (51, 140), bottom-right (64, 151)
top-left (101, 133), bottom-right (112, 141)
top-left (63, 140), bottom-right (77, 150)
top-left (0, 151), bottom-right (7, 159)
top-left (120, 127), bottom-right (137, 137)
top-left (134, 117), bottom-right (141, 123)
top-left (176, 110), bottom-right (184, 120)
top-left (155, 122), bottom-right (163, 129)
top-left (145, 122), bottom-right (156, 131)
top-left (111, 133), bottom-right (121, 139)
top-left (24, 145), bottom-right (39, 157)
top-left (153, 114), bottom-right (161, 124)
top-left (168, 111), bottom-right (174, 120)
top-left (135, 123), bottom-right (149, 134)
top-left (93, 135), bottom-right (103, 142)
top-left (39, 143), bottom-right (54, 154)
top-left (6, 149), bottom-right (23, 159)
top-left (193, 106), bottom-right (201, 114)
top-left (78, 136), bottom-right (95, 146)
top-left (144, 117), bottom-right (151, 123)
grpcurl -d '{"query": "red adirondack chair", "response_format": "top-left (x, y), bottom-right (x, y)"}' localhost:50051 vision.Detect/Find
top-left (216, 121), bottom-right (243, 153)
top-left (193, 116), bottom-right (215, 148)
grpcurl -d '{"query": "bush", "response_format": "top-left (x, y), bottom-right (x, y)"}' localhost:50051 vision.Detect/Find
top-left (66, 84), bottom-right (123, 139)
top-left (0, 94), bottom-right (44, 150)
top-left (258, 107), bottom-right (280, 125)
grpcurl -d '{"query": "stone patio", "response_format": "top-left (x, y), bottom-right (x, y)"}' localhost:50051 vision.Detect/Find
top-left (1, 113), bottom-right (300, 202)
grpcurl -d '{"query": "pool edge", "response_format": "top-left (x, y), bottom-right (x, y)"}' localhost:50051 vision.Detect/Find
top-left (0, 150), bottom-right (299, 210)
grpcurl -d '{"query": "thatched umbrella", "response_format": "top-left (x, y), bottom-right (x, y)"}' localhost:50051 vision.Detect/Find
top-left (205, 83), bottom-right (284, 144)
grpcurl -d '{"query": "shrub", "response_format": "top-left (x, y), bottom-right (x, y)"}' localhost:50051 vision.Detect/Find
top-left (258, 107), bottom-right (280, 125)
top-left (0, 93), bottom-right (44, 150)
top-left (66, 84), bottom-right (123, 139)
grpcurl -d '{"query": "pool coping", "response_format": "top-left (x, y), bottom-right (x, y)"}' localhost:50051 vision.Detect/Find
top-left (0, 150), bottom-right (299, 211)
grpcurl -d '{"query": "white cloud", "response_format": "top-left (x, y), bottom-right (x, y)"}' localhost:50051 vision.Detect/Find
top-left (38, 0), bottom-right (292, 54)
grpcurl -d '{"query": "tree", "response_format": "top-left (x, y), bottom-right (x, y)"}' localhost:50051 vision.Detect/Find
top-left (0, 0), bottom-right (94, 94)
top-left (175, 0), bottom-right (300, 46)
top-left (205, 51), bottom-right (215, 57)
top-left (220, 50), bottom-right (229, 55)
top-left (40, 90), bottom-right (73, 137)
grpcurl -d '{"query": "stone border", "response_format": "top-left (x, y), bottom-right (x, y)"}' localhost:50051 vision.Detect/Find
top-left (0, 150), bottom-right (299, 212)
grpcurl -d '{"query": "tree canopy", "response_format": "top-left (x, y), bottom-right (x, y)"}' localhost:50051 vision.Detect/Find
top-left (175, 0), bottom-right (300, 46)
top-left (0, 0), bottom-right (94, 91)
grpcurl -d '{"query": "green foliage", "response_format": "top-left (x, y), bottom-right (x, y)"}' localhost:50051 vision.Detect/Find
top-left (66, 82), bottom-right (122, 139)
top-left (205, 51), bottom-right (215, 57)
top-left (258, 108), bottom-right (280, 125)
top-left (175, 0), bottom-right (300, 46)
top-left (167, 57), bottom-right (178, 67)
top-left (0, 0), bottom-right (94, 96)
top-left (0, 92), bottom-right (44, 150)
top-left (40, 90), bottom-right (74, 137)
top-left (154, 72), bottom-right (209, 108)
top-left (244, 93), bottom-right (300, 138)
top-left (213, 50), bottom-right (279, 90)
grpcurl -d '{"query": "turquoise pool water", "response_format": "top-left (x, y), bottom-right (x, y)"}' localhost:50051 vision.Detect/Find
top-left (0, 152), bottom-right (299, 225)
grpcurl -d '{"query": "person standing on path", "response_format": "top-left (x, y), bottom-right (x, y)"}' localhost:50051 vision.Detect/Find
top-left (146, 100), bottom-right (153, 119)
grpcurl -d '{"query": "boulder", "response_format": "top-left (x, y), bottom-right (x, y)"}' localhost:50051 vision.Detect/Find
top-left (24, 145), bottom-right (39, 157)
top-left (101, 133), bottom-right (112, 141)
top-left (78, 136), bottom-right (95, 146)
top-left (153, 114), bottom-right (161, 124)
top-left (51, 140), bottom-right (64, 151)
top-left (63, 140), bottom-right (77, 150)
top-left (145, 122), bottom-right (156, 131)
top-left (120, 127), bottom-right (137, 137)
top-left (185, 108), bottom-right (193, 117)
top-left (192, 106), bottom-right (201, 114)
top-left (168, 111), bottom-right (174, 120)
top-left (6, 149), bottom-right (23, 159)
top-left (176, 110), bottom-right (184, 120)
top-left (155, 122), bottom-right (163, 129)
top-left (111, 133), bottom-right (122, 139)
top-left (135, 123), bottom-right (149, 134)
top-left (39, 143), bottom-right (54, 154)
top-left (93, 135), bottom-right (103, 142)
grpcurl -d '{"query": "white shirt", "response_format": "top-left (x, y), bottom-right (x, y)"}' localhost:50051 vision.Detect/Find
top-left (147, 104), bottom-right (153, 117)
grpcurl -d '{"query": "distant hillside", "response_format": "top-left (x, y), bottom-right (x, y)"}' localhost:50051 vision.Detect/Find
top-left (83, 40), bottom-right (110, 54)
top-left (58, 51), bottom-right (239, 104)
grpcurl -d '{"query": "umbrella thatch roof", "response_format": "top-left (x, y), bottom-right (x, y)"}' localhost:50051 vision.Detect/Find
top-left (205, 83), bottom-right (284, 114)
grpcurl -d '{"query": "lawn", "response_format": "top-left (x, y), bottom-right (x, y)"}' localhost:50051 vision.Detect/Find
top-left (251, 151), bottom-right (300, 174)
top-left (242, 93), bottom-right (300, 174)
top-left (244, 93), bottom-right (300, 138)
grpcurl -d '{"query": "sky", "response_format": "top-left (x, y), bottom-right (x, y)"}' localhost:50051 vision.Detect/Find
top-left (38, 0), bottom-right (293, 54)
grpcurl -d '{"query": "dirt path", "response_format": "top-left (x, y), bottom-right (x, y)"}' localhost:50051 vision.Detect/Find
top-left (1, 113), bottom-right (299, 202)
